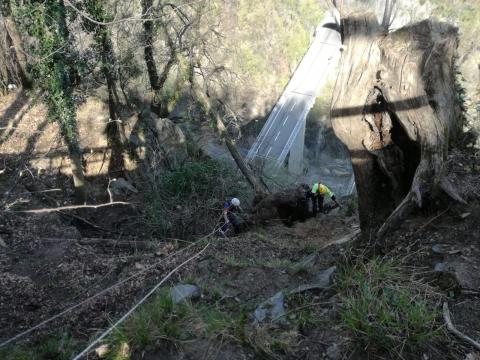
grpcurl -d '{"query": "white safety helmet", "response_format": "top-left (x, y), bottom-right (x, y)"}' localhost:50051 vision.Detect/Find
top-left (231, 198), bottom-right (240, 207)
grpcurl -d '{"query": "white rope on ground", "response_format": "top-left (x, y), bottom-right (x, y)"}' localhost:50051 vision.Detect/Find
top-left (71, 243), bottom-right (210, 360)
top-left (0, 227), bottom-right (219, 348)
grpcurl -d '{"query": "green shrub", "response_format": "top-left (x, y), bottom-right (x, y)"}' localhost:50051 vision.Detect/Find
top-left (145, 159), bottom-right (252, 238)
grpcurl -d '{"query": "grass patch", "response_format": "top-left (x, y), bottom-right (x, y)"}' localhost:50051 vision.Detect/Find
top-left (336, 258), bottom-right (443, 356)
top-left (261, 258), bottom-right (293, 270)
top-left (217, 254), bottom-right (253, 268)
top-left (105, 291), bottom-right (190, 358)
top-left (0, 333), bottom-right (78, 360)
top-left (284, 293), bottom-right (326, 330)
top-left (103, 288), bottom-right (248, 358)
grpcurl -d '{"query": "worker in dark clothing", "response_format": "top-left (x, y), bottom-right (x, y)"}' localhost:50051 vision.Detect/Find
top-left (309, 181), bottom-right (339, 216)
top-left (220, 197), bottom-right (243, 236)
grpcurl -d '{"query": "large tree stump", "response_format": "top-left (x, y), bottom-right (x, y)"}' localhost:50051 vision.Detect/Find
top-left (331, 14), bottom-right (465, 237)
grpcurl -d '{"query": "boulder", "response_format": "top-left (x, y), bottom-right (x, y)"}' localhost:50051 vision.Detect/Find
top-left (170, 284), bottom-right (201, 304)
top-left (435, 261), bottom-right (480, 291)
top-left (253, 291), bottom-right (285, 324)
top-left (326, 344), bottom-right (341, 360)
top-left (110, 177), bottom-right (138, 195)
top-left (291, 253), bottom-right (317, 274)
top-left (129, 109), bottom-right (188, 179)
top-left (290, 266), bottom-right (336, 294)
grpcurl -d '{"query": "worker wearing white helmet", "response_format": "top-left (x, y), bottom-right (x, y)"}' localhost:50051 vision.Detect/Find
top-left (220, 197), bottom-right (243, 235)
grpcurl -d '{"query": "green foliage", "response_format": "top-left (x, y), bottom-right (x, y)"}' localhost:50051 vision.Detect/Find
top-left (336, 258), bottom-right (442, 355)
top-left (217, 254), bottom-right (253, 267)
top-left (104, 289), bottom-right (245, 357)
top-left (233, 0), bottom-right (325, 89)
top-left (344, 197), bottom-right (358, 217)
top-left (145, 159), bottom-right (251, 238)
top-left (285, 293), bottom-right (325, 330)
top-left (159, 160), bottom-right (236, 197)
top-left (17, 1), bottom-right (81, 152)
top-left (107, 291), bottom-right (189, 355)
top-left (0, 333), bottom-right (77, 360)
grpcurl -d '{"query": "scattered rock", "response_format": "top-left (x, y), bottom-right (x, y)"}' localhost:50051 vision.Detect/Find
top-left (291, 253), bottom-right (317, 274)
top-left (110, 178), bottom-right (138, 195)
top-left (170, 284), bottom-right (201, 304)
top-left (460, 212), bottom-right (471, 219)
top-left (431, 244), bottom-right (461, 255)
top-left (326, 343), bottom-right (340, 360)
top-left (434, 262), bottom-right (448, 272)
top-left (95, 344), bottom-right (109, 358)
top-left (290, 266), bottom-right (336, 294)
top-left (0, 235), bottom-right (7, 249)
top-left (134, 262), bottom-right (145, 270)
top-left (435, 261), bottom-right (480, 291)
top-left (315, 266), bottom-right (336, 288)
top-left (465, 353), bottom-right (480, 360)
top-left (155, 243), bottom-right (175, 257)
top-left (129, 109), bottom-right (188, 176)
top-left (254, 291), bottom-right (285, 324)
top-left (449, 262), bottom-right (480, 290)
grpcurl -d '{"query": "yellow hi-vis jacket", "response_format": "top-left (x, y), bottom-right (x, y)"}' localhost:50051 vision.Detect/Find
top-left (311, 183), bottom-right (334, 198)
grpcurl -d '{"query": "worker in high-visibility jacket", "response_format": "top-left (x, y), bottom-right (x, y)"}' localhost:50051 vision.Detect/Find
top-left (310, 181), bottom-right (339, 216)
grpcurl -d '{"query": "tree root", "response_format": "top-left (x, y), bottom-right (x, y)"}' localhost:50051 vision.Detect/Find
top-left (376, 166), bottom-right (467, 240)
top-left (443, 302), bottom-right (480, 351)
top-left (376, 192), bottom-right (416, 239)
top-left (440, 177), bottom-right (467, 205)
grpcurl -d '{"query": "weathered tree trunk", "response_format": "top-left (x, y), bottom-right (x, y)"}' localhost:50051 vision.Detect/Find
top-left (331, 14), bottom-right (464, 237)
top-left (82, 0), bottom-right (128, 177)
top-left (141, 0), bottom-right (177, 118)
top-left (186, 64), bottom-right (269, 194)
top-left (101, 35), bottom-right (127, 176)
top-left (215, 113), bottom-right (269, 195)
top-left (0, 0), bottom-right (30, 92)
top-left (55, 0), bottom-right (86, 203)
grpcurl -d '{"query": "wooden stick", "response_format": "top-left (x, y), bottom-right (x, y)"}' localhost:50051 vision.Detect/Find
top-left (443, 302), bottom-right (480, 351)
top-left (3, 201), bottom-right (131, 213)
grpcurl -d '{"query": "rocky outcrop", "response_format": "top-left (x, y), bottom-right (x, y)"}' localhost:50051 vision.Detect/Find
top-left (128, 109), bottom-right (188, 182)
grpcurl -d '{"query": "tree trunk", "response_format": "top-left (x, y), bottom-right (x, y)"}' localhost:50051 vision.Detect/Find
top-left (55, 0), bottom-right (86, 203)
top-left (93, 29), bottom-right (127, 178)
top-left (216, 113), bottom-right (269, 195)
top-left (0, 0), bottom-right (30, 91)
top-left (141, 0), bottom-right (177, 118)
top-left (186, 65), bottom-right (268, 194)
top-left (102, 36), bottom-right (128, 176)
top-left (331, 14), bottom-right (464, 237)
top-left (82, 0), bottom-right (128, 177)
